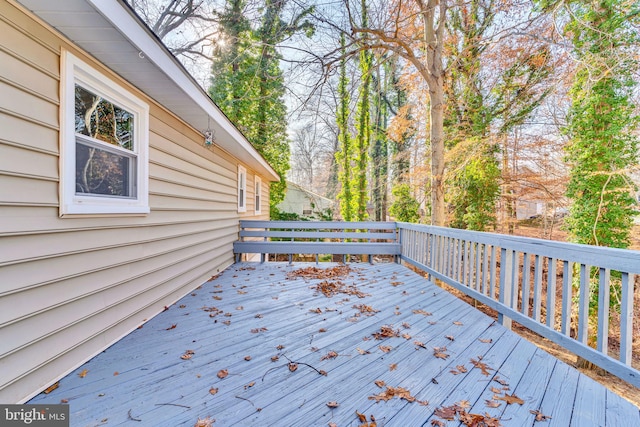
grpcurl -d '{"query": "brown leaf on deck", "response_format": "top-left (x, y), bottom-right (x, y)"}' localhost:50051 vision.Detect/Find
top-left (485, 399), bottom-right (501, 408)
top-left (412, 309), bottom-right (432, 316)
top-left (288, 363), bottom-right (298, 372)
top-left (431, 420), bottom-right (446, 427)
top-left (310, 308), bottom-right (322, 314)
top-left (530, 409), bottom-right (552, 421)
top-left (379, 345), bottom-right (392, 353)
top-left (445, 335), bottom-right (455, 341)
top-left (194, 416), bottom-right (215, 427)
top-left (353, 304), bottom-right (380, 315)
top-left (375, 380), bottom-right (386, 388)
top-left (470, 358), bottom-right (493, 376)
top-left (414, 341), bottom-right (427, 349)
top-left (78, 369), bottom-right (88, 378)
top-left (276, 344), bottom-right (285, 350)
top-left (368, 386), bottom-right (423, 404)
top-left (433, 346), bottom-right (449, 359)
top-left (166, 324), bottom-right (177, 330)
top-left (372, 325), bottom-right (400, 340)
top-left (217, 369), bottom-right (228, 379)
top-left (326, 401), bottom-right (339, 408)
top-left (250, 327), bottom-right (268, 333)
top-left (479, 338), bottom-right (493, 343)
top-left (356, 347), bottom-right (370, 355)
top-left (459, 411), bottom-right (502, 427)
top-left (402, 322), bottom-right (411, 329)
top-left (496, 393), bottom-right (524, 405)
top-left (244, 381), bottom-right (255, 389)
top-left (453, 321), bottom-right (463, 326)
top-left (402, 333), bottom-right (412, 340)
top-left (389, 363), bottom-right (397, 371)
top-left (43, 382), bottom-right (59, 394)
top-left (433, 406), bottom-right (457, 420)
top-left (271, 355), bottom-right (280, 362)
top-left (209, 387), bottom-right (218, 395)
top-left (321, 350), bottom-right (339, 361)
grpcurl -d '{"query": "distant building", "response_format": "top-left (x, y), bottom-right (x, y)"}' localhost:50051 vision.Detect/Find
top-left (277, 181), bottom-right (334, 219)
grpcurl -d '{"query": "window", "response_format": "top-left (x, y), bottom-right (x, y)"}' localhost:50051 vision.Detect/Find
top-left (254, 176), bottom-right (262, 214)
top-left (60, 51), bottom-right (149, 216)
top-left (238, 165), bottom-right (247, 212)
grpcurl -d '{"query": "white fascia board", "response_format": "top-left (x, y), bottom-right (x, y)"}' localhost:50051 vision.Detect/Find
top-left (86, 0), bottom-right (279, 182)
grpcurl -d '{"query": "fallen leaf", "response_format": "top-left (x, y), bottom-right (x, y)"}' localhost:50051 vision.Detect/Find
top-left (329, 423), bottom-right (337, 427)
top-left (485, 399), bottom-right (501, 408)
top-left (445, 335), bottom-right (455, 341)
top-left (244, 381), bottom-right (255, 389)
top-left (319, 328), bottom-right (327, 333)
top-left (276, 344), bottom-right (285, 350)
top-left (496, 392), bottom-right (524, 405)
top-left (327, 401), bottom-right (339, 408)
top-left (412, 309), bottom-right (432, 316)
top-left (368, 386), bottom-right (421, 403)
top-left (402, 333), bottom-right (412, 340)
top-left (209, 387), bottom-right (219, 395)
top-left (433, 406), bottom-right (456, 420)
top-left (389, 363), bottom-right (398, 371)
top-left (78, 369), bottom-right (88, 378)
top-left (431, 420), bottom-right (446, 427)
top-left (357, 347), bottom-right (370, 355)
top-left (288, 363), bottom-right (298, 372)
top-left (372, 325), bottom-right (400, 340)
top-left (321, 351), bottom-right (338, 361)
top-left (530, 409), bottom-right (552, 421)
top-left (457, 400), bottom-right (471, 409)
top-left (213, 296), bottom-right (222, 301)
top-left (310, 308), bottom-right (322, 313)
top-left (479, 338), bottom-right (493, 343)
top-left (244, 355), bottom-right (252, 361)
top-left (453, 321), bottom-right (463, 326)
top-left (113, 371), bottom-right (119, 376)
top-left (375, 379), bottom-right (386, 388)
top-left (195, 416), bottom-right (216, 427)
top-left (43, 382), bottom-right (59, 394)
top-left (402, 322), bottom-right (411, 329)
top-left (356, 411), bottom-right (367, 422)
top-left (433, 346), bottom-right (449, 359)
top-left (222, 320), bottom-right (231, 326)
top-left (414, 341), bottom-right (427, 349)
top-left (379, 345), bottom-right (392, 353)
top-left (166, 324), bottom-right (177, 330)
top-left (250, 327), bottom-right (268, 333)
top-left (236, 306), bottom-right (243, 310)
top-left (271, 355), bottom-right (280, 362)
top-left (456, 365), bottom-right (468, 373)
top-left (471, 358), bottom-right (493, 376)
top-left (181, 350), bottom-right (195, 360)
top-left (217, 369), bottom-right (228, 379)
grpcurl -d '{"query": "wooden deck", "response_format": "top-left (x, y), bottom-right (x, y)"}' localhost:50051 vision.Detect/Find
top-left (29, 262), bottom-right (639, 426)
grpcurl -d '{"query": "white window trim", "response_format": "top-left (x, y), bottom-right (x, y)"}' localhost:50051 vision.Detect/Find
top-left (238, 165), bottom-right (247, 213)
top-left (254, 175), bottom-right (262, 215)
top-left (60, 50), bottom-right (149, 216)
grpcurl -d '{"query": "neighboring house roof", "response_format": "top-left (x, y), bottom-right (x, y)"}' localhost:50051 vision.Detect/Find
top-left (286, 181), bottom-right (334, 206)
top-left (15, 0), bottom-right (279, 182)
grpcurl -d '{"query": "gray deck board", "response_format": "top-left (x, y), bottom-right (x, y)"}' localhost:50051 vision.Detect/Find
top-left (28, 262), bottom-right (639, 426)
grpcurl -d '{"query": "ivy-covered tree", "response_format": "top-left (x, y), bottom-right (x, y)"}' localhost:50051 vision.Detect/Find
top-left (209, 0), bottom-right (313, 214)
top-left (562, 0), bottom-right (639, 248)
top-left (354, 0), bottom-right (372, 221)
top-left (335, 33), bottom-right (356, 221)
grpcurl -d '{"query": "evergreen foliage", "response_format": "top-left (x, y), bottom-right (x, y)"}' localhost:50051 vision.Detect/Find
top-left (389, 184), bottom-right (420, 223)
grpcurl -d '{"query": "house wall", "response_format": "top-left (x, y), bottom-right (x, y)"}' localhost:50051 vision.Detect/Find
top-left (0, 1), bottom-right (269, 403)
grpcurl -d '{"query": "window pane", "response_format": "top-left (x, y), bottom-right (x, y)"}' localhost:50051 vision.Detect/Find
top-left (76, 142), bottom-right (135, 197)
top-left (75, 85), bottom-right (134, 150)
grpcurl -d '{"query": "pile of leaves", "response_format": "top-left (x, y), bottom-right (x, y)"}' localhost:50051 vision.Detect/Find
top-left (432, 401), bottom-right (501, 427)
top-left (369, 384), bottom-right (428, 405)
top-left (311, 280), bottom-right (370, 298)
top-left (286, 265), bottom-right (353, 280)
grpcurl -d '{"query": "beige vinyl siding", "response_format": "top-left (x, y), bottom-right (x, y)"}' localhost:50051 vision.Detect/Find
top-left (0, 0), bottom-right (271, 403)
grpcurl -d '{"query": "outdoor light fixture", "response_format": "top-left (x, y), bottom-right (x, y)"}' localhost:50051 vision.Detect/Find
top-left (204, 116), bottom-right (215, 147)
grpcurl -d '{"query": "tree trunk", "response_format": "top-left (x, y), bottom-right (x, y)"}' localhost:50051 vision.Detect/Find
top-left (430, 82), bottom-right (446, 226)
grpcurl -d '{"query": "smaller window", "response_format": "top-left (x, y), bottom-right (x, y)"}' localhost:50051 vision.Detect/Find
top-left (254, 176), bottom-right (262, 214)
top-left (238, 165), bottom-right (247, 212)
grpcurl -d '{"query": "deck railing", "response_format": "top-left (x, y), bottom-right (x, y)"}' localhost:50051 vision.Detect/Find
top-left (398, 222), bottom-right (640, 388)
top-left (234, 220), bottom-right (639, 387)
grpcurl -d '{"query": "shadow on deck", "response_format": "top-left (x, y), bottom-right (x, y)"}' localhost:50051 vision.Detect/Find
top-left (29, 262), bottom-right (639, 426)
